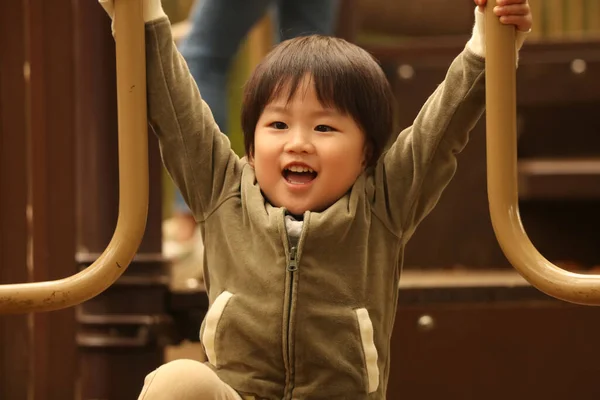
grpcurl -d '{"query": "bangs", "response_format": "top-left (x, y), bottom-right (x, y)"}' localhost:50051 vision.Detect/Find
top-left (263, 56), bottom-right (350, 114)
top-left (241, 35), bottom-right (394, 166)
top-left (249, 35), bottom-right (377, 120)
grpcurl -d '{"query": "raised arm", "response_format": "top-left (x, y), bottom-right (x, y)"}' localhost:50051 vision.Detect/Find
top-left (100, 0), bottom-right (243, 220)
top-left (372, 7), bottom-right (529, 242)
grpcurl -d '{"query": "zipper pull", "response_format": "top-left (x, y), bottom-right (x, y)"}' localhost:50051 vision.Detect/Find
top-left (287, 246), bottom-right (298, 272)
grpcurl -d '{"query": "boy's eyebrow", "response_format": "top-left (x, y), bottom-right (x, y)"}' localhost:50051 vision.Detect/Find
top-left (264, 105), bottom-right (341, 117)
top-left (264, 105), bottom-right (289, 113)
top-left (309, 108), bottom-right (340, 118)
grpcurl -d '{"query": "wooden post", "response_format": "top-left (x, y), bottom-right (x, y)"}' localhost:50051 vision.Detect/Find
top-left (0, 1), bottom-right (31, 398)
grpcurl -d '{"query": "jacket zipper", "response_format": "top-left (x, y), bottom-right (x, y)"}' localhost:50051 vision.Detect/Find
top-left (288, 246), bottom-right (298, 272)
top-left (284, 245), bottom-right (298, 398)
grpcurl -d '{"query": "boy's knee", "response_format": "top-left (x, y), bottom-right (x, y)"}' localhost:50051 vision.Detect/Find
top-left (139, 359), bottom-right (235, 399)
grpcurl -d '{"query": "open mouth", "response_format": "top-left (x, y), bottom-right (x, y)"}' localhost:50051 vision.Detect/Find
top-left (283, 165), bottom-right (318, 185)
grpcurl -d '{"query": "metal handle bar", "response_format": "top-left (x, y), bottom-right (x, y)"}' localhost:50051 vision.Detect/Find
top-left (0, 0), bottom-right (148, 313)
top-left (485, 0), bottom-right (600, 305)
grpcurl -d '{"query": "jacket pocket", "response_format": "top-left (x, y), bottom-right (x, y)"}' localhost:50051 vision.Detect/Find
top-left (355, 308), bottom-right (380, 393)
top-left (202, 291), bottom-right (234, 367)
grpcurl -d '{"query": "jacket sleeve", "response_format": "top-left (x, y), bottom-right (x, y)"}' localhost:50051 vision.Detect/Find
top-left (371, 48), bottom-right (486, 242)
top-left (145, 18), bottom-right (244, 221)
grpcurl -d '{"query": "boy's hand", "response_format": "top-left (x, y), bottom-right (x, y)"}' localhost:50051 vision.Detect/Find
top-left (98, 0), bottom-right (166, 23)
top-left (98, 0), bottom-right (114, 18)
top-left (474, 0), bottom-right (532, 32)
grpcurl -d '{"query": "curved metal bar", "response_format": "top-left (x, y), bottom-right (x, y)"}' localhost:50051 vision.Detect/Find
top-left (485, 0), bottom-right (600, 305)
top-left (0, 0), bottom-right (148, 314)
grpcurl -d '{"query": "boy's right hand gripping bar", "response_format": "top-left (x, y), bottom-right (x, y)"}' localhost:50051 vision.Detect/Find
top-left (0, 0), bottom-right (148, 314)
top-left (485, 0), bottom-right (600, 306)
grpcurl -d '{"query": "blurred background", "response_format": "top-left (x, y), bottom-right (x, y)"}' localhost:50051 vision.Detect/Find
top-left (1, 0), bottom-right (600, 399)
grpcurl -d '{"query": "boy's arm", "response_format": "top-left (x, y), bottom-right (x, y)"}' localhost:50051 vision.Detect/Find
top-left (100, 0), bottom-right (243, 221)
top-left (372, 8), bottom-right (528, 242)
top-left (145, 19), bottom-right (243, 221)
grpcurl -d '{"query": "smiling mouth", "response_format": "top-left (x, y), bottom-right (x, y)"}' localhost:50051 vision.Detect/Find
top-left (283, 166), bottom-right (318, 185)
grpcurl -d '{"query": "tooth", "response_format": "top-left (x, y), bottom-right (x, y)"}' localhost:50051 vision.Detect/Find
top-left (286, 165), bottom-right (315, 173)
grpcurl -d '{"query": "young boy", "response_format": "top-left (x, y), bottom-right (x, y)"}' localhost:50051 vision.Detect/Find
top-left (100, 0), bottom-right (532, 399)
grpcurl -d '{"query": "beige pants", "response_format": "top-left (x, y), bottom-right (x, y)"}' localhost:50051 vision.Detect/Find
top-left (137, 359), bottom-right (252, 400)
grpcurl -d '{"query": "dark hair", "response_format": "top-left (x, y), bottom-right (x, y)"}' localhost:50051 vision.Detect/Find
top-left (241, 35), bottom-right (394, 167)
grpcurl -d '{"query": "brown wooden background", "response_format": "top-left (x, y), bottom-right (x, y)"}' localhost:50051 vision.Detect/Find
top-left (0, 1), bottom-right (165, 398)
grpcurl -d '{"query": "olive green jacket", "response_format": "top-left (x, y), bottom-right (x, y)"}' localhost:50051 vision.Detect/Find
top-left (145, 18), bottom-right (485, 400)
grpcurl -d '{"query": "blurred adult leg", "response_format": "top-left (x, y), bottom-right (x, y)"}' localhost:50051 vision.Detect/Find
top-left (173, 0), bottom-right (274, 230)
top-left (276, 0), bottom-right (340, 41)
top-left (179, 0), bottom-right (274, 133)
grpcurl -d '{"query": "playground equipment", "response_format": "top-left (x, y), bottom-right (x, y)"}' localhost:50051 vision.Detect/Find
top-left (0, 0), bottom-right (599, 315)
top-left (485, 0), bottom-right (600, 306)
top-left (0, 0), bottom-right (148, 313)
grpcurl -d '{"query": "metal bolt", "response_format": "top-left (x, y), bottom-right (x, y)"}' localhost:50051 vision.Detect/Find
top-left (397, 64), bottom-right (415, 80)
top-left (417, 314), bottom-right (435, 331)
top-left (571, 59), bottom-right (587, 75)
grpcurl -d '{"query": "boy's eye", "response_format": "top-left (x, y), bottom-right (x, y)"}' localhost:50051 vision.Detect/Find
top-left (315, 125), bottom-right (335, 132)
top-left (270, 121), bottom-right (288, 130)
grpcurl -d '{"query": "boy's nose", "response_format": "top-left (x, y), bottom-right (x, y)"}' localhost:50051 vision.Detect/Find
top-left (284, 129), bottom-right (315, 154)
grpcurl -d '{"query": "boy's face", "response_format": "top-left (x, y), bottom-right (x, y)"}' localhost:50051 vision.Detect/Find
top-left (250, 76), bottom-right (366, 216)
